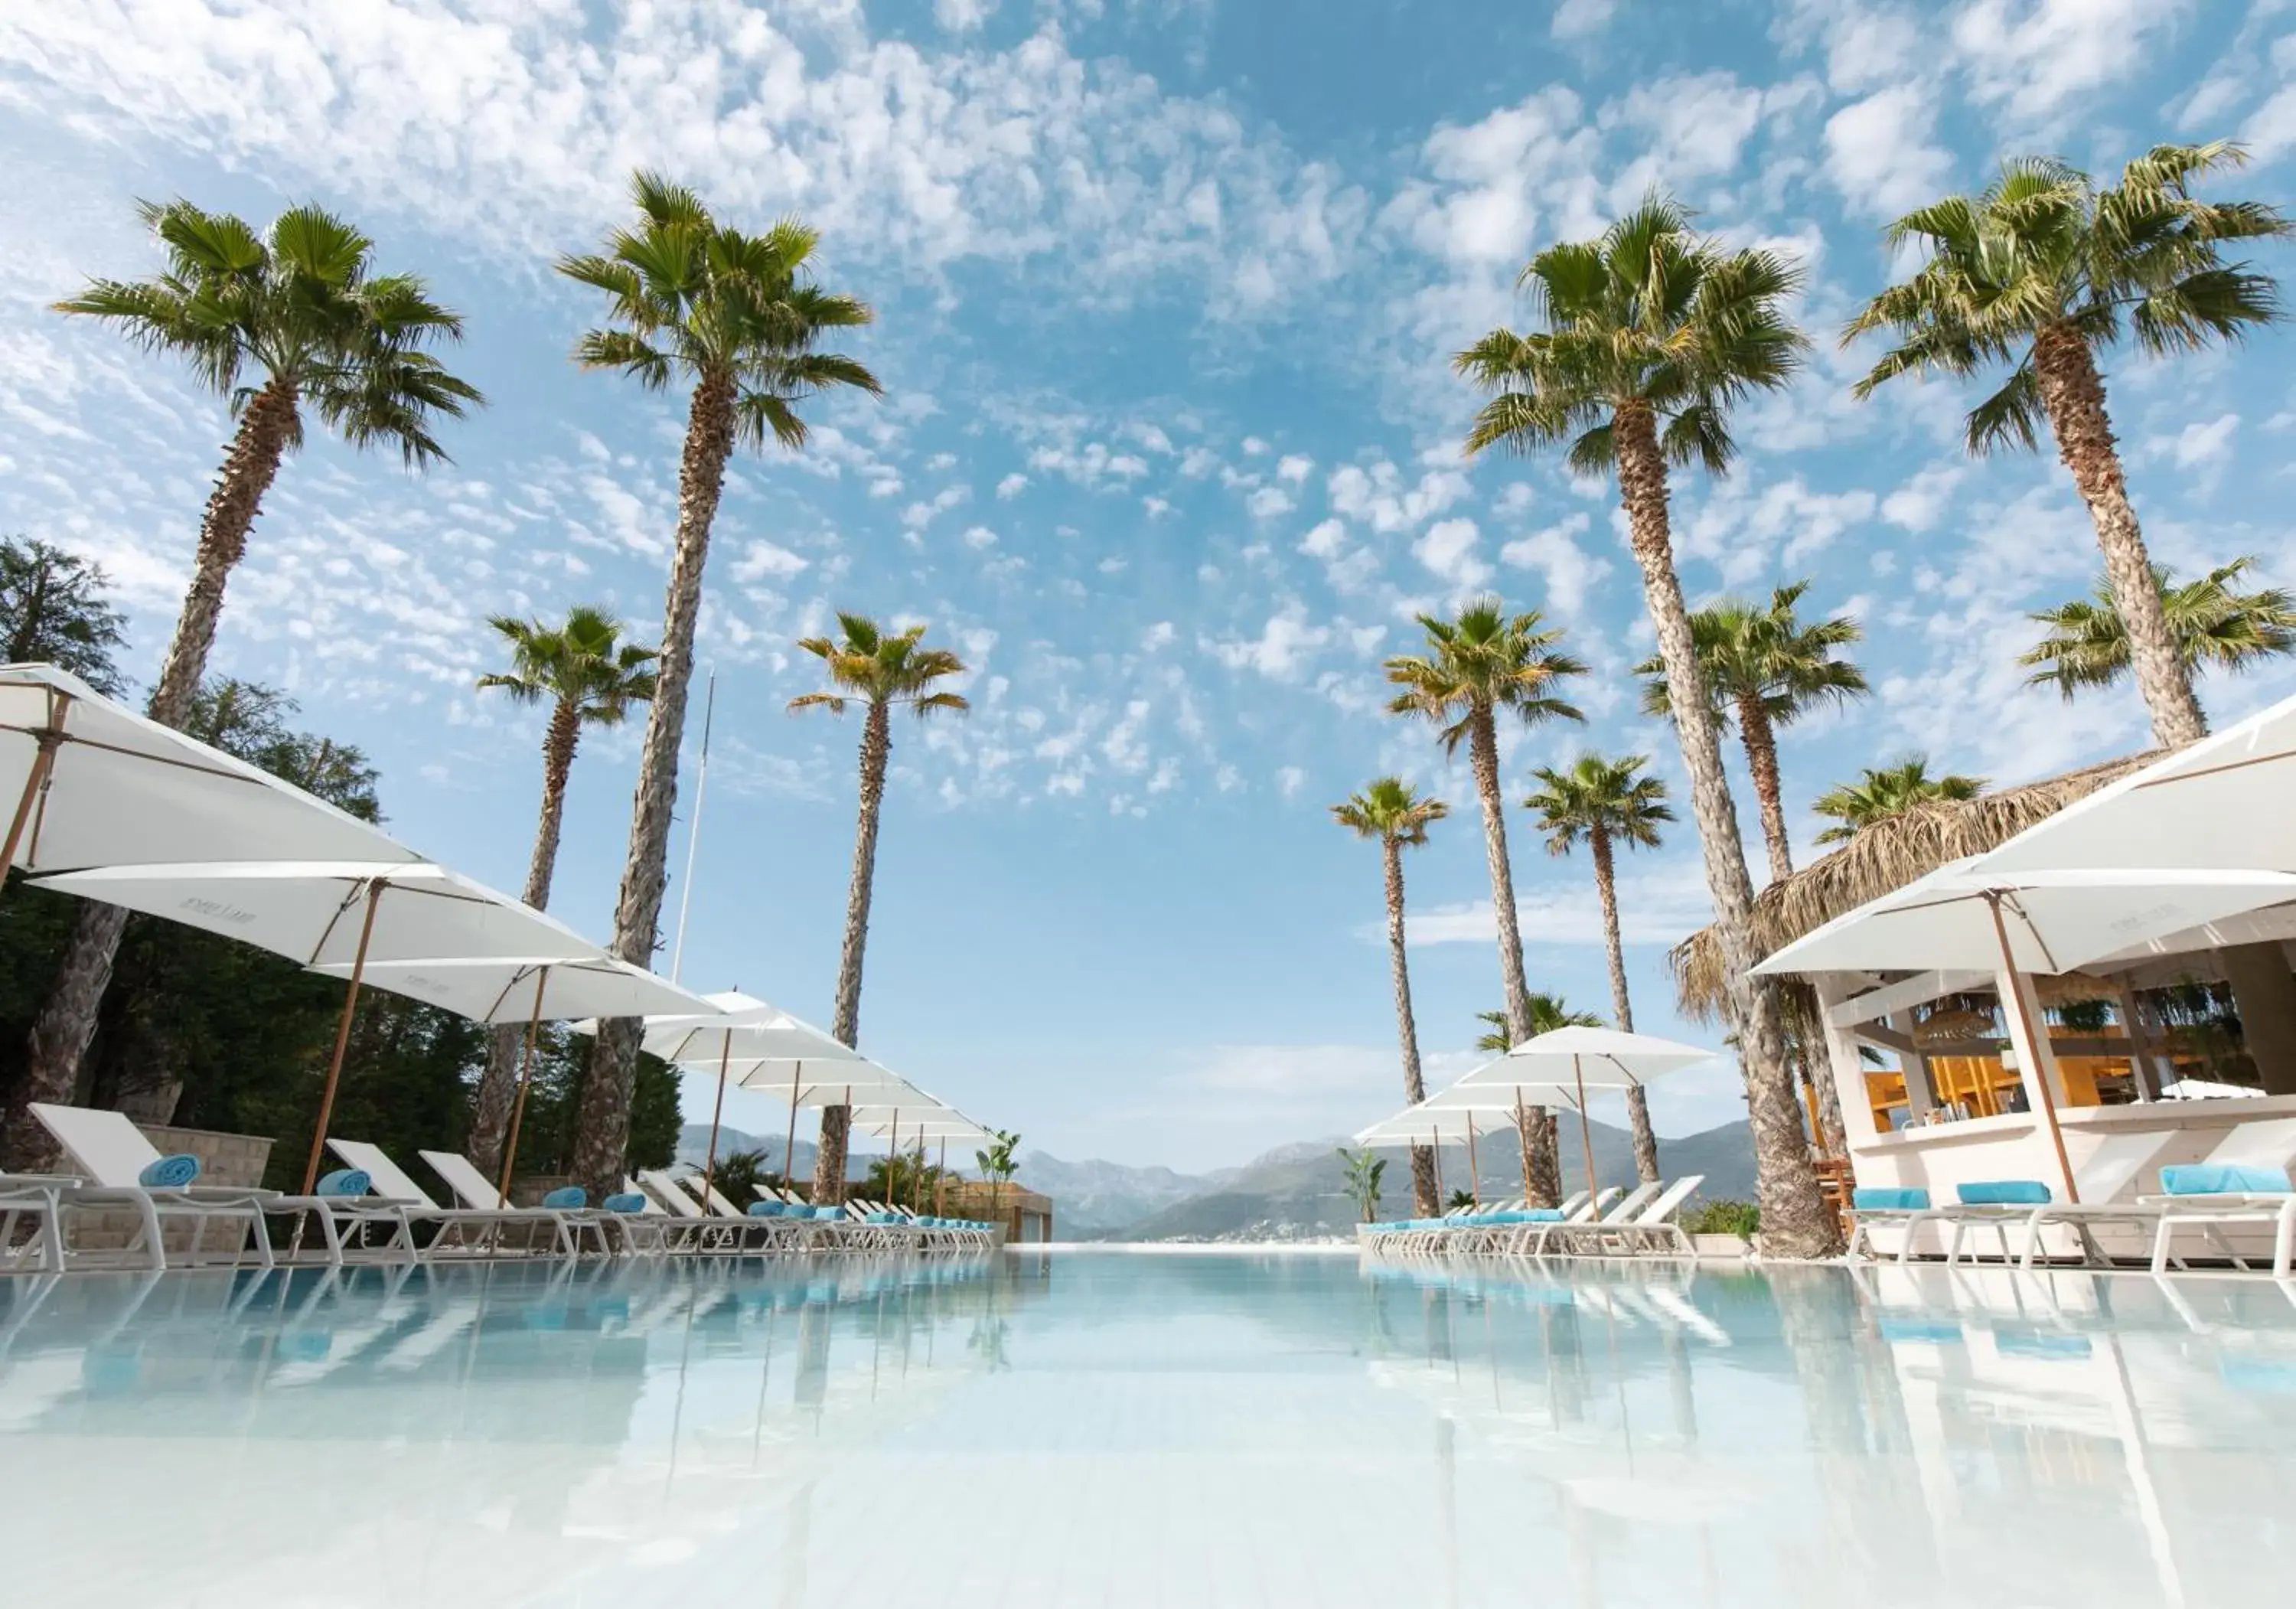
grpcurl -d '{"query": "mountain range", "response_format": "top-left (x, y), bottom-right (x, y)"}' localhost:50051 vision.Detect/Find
top-left (680, 1118), bottom-right (1759, 1240)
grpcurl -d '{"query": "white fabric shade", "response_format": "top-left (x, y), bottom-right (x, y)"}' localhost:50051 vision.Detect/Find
top-left (1751, 861), bottom-right (2296, 979)
top-left (1459, 1023), bottom-right (1717, 1089)
top-left (1, 664), bottom-right (416, 873)
top-left (1420, 1079), bottom-right (1577, 1112)
top-left (306, 955), bottom-right (714, 1024)
top-left (31, 860), bottom-right (598, 970)
top-left (629, 990), bottom-right (859, 1066)
top-left (735, 1060), bottom-right (925, 1104)
top-left (1355, 1107), bottom-right (1489, 1146)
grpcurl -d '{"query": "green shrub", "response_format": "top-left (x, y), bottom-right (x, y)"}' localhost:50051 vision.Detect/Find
top-left (1680, 1199), bottom-right (1760, 1237)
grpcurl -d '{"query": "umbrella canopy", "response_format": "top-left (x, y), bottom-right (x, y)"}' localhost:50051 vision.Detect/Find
top-left (32, 860), bottom-right (598, 968)
top-left (628, 990), bottom-right (859, 1066)
top-left (1750, 861), bottom-right (2296, 979)
top-left (1421, 1079), bottom-right (1577, 1112)
top-left (1980, 688), bottom-right (2296, 875)
top-left (1, 664), bottom-right (417, 873)
top-left (307, 955), bottom-right (713, 1024)
top-left (1354, 1106), bottom-right (1489, 1145)
top-left (1459, 1023), bottom-right (1717, 1090)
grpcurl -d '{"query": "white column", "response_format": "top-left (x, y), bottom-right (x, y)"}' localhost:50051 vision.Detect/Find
top-left (1994, 968), bottom-right (2066, 1110)
top-left (1883, 1013), bottom-right (1936, 1123)
top-left (1815, 977), bottom-right (1883, 1144)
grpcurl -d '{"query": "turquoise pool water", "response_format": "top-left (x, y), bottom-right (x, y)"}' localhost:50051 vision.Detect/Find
top-left (4, 1252), bottom-right (2294, 1606)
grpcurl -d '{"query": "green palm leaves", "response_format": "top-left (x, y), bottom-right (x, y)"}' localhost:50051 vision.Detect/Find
top-left (56, 199), bottom-right (482, 465)
top-left (789, 614), bottom-right (972, 718)
top-left (2022, 557), bottom-right (2296, 699)
top-left (1383, 596), bottom-right (1585, 748)
top-left (558, 171), bottom-right (879, 449)
top-left (478, 605), bottom-right (660, 726)
top-left (1330, 777), bottom-right (1449, 847)
top-left (1523, 754), bottom-right (1673, 859)
top-left (1812, 758), bottom-right (1988, 844)
top-left (1632, 583), bottom-right (1866, 732)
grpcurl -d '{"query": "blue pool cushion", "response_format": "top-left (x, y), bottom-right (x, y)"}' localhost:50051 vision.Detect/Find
top-left (747, 1201), bottom-right (784, 1217)
top-left (811, 1206), bottom-right (845, 1221)
top-left (1955, 1180), bottom-right (2051, 1206)
top-left (602, 1192), bottom-right (647, 1213)
top-left (541, 1186), bottom-right (588, 1209)
top-left (139, 1153), bottom-right (201, 1189)
top-left (1520, 1209), bottom-right (1567, 1222)
top-left (315, 1168), bottom-right (370, 1198)
top-left (866, 1212), bottom-right (899, 1225)
top-left (1853, 1186), bottom-right (1931, 1212)
top-left (2161, 1163), bottom-right (2294, 1196)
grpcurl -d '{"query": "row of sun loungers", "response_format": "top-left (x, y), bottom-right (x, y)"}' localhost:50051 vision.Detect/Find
top-left (1847, 1118), bottom-right (2296, 1276)
top-left (1358, 1175), bottom-right (1708, 1260)
top-left (0, 1103), bottom-right (996, 1272)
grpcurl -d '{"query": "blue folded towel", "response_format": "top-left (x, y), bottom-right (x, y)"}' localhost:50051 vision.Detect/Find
top-left (748, 1201), bottom-right (784, 1217)
top-left (1521, 1208), bottom-right (1567, 1222)
top-left (315, 1168), bottom-right (370, 1199)
top-left (139, 1153), bottom-right (201, 1189)
top-left (866, 1212), bottom-right (899, 1225)
top-left (1956, 1180), bottom-right (2050, 1206)
top-left (541, 1186), bottom-right (587, 1209)
top-left (1854, 1186), bottom-right (1931, 1212)
top-left (603, 1192), bottom-right (647, 1213)
top-left (2161, 1163), bottom-right (2294, 1196)
top-left (812, 1206), bottom-right (845, 1221)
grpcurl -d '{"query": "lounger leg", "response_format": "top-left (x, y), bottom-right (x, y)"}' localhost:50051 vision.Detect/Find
top-left (41, 1199), bottom-right (64, 1272)
top-left (2275, 1203), bottom-right (2295, 1280)
top-left (2151, 1216), bottom-right (2175, 1275)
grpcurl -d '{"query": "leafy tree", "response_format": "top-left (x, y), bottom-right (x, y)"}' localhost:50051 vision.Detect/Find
top-left (1336, 1147), bottom-right (1388, 1223)
top-left (861, 1149), bottom-right (948, 1209)
top-left (1812, 756), bottom-right (1988, 844)
top-left (8, 199), bottom-right (479, 1172)
top-left (1525, 752), bottom-right (1675, 1183)
top-left (705, 1147), bottom-right (771, 1209)
top-left (559, 173), bottom-right (879, 1203)
top-left (0, 537), bottom-right (129, 693)
top-left (790, 615), bottom-right (969, 1200)
top-left (1474, 995), bottom-right (1603, 1053)
top-left (467, 605), bottom-right (658, 1177)
top-left (1632, 582), bottom-right (1864, 882)
top-left (1456, 192), bottom-right (1838, 1256)
top-left (1385, 596), bottom-right (1584, 1204)
top-left (1846, 142), bottom-right (2291, 749)
top-left (1446, 1188), bottom-right (1477, 1212)
top-left (2021, 556), bottom-right (2296, 703)
top-left (1331, 777), bottom-right (1448, 1216)
top-left (976, 1128), bottom-right (1022, 1223)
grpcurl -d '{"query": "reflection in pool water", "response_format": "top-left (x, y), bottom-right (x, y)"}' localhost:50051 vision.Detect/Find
top-left (4, 1252), bottom-right (2294, 1607)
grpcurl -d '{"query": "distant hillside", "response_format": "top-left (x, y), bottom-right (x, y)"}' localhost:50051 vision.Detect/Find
top-left (674, 1123), bottom-right (817, 1177)
top-left (1014, 1151), bottom-right (1203, 1235)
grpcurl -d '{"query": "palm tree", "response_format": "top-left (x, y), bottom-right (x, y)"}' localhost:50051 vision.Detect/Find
top-left (1332, 778), bottom-right (1450, 1217)
top-left (2, 200), bottom-right (480, 1171)
top-left (2022, 556), bottom-right (2296, 703)
top-left (556, 173), bottom-right (879, 1201)
top-left (1812, 756), bottom-right (1987, 844)
top-left (466, 605), bottom-right (659, 1178)
top-left (1633, 583), bottom-right (1864, 883)
top-left (1385, 597), bottom-right (1585, 1205)
top-left (791, 615), bottom-right (969, 1202)
top-left (1525, 755), bottom-right (1674, 1183)
top-left (1845, 142), bottom-right (2290, 750)
top-left (1474, 994), bottom-right (1602, 1052)
top-left (1456, 193), bottom-right (1838, 1257)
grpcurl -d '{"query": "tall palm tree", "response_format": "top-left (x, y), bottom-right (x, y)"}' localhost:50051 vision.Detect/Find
top-left (556, 173), bottom-right (879, 1201)
top-left (2, 200), bottom-right (480, 1171)
top-left (1456, 193), bottom-right (1839, 1257)
top-left (1634, 583), bottom-right (1864, 883)
top-left (1845, 142), bottom-right (2290, 750)
top-left (466, 605), bottom-right (659, 1178)
top-left (791, 615), bottom-right (970, 1202)
top-left (1474, 994), bottom-right (1602, 1053)
top-left (1812, 756), bottom-right (1987, 844)
top-left (1524, 754), bottom-right (1674, 1183)
top-left (2022, 556), bottom-right (2296, 703)
top-left (1386, 597), bottom-right (1586, 1205)
top-left (1332, 777), bottom-right (1450, 1217)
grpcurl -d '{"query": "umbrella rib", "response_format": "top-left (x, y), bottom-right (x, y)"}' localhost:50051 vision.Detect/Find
top-left (2133, 748), bottom-right (2295, 790)
top-left (0, 725), bottom-right (282, 787)
top-left (306, 878), bottom-right (376, 967)
top-left (480, 966), bottom-right (533, 1023)
top-left (2001, 889), bottom-right (2063, 974)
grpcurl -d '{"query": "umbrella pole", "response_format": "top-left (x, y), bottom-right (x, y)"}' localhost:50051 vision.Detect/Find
top-left (936, 1137), bottom-right (947, 1217)
top-left (782, 1064), bottom-right (802, 1199)
top-left (1432, 1131), bottom-right (1444, 1207)
top-left (302, 878), bottom-right (384, 1195)
top-left (1985, 893), bottom-right (2079, 1203)
top-left (700, 1037), bottom-right (732, 1207)
top-left (0, 693), bottom-right (71, 873)
top-left (1515, 1092), bottom-right (1533, 1201)
top-left (1574, 1055), bottom-right (1598, 1201)
top-left (1467, 1120), bottom-right (1481, 1207)
top-left (887, 1110), bottom-right (899, 1206)
top-left (495, 968), bottom-right (550, 1201)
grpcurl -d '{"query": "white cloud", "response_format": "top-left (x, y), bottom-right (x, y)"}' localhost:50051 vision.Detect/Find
top-left (1551, 0), bottom-right (1616, 40)
top-left (1823, 84), bottom-right (1953, 217)
top-left (2158, 411), bottom-right (2240, 470)
top-left (1142, 620), bottom-right (1177, 651)
top-left (934, 0), bottom-right (996, 33)
top-left (1327, 460), bottom-right (1471, 534)
top-left (961, 524), bottom-right (999, 550)
top-left (1413, 517), bottom-right (1492, 589)
top-left (729, 540), bottom-right (810, 582)
top-left (1276, 764), bottom-right (1306, 798)
top-left (1880, 464), bottom-right (1966, 533)
top-left (902, 484), bottom-right (971, 530)
top-left (1030, 442), bottom-right (1153, 486)
top-left (1202, 602), bottom-right (1329, 680)
top-left (1951, 0), bottom-right (2181, 128)
top-left (1499, 513), bottom-right (1607, 615)
top-left (1242, 436), bottom-right (1270, 455)
top-left (1276, 453), bottom-right (1314, 483)
top-left (1299, 518), bottom-right (1348, 560)
top-left (996, 472), bottom-right (1029, 498)
top-left (1246, 485), bottom-right (1296, 519)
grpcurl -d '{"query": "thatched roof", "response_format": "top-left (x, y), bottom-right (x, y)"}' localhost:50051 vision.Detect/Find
top-left (1668, 749), bottom-right (2160, 1022)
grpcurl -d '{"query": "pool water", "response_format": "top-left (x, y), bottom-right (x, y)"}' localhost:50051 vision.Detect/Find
top-left (4, 1252), bottom-right (2294, 1607)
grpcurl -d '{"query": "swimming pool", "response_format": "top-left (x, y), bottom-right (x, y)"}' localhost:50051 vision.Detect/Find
top-left (4, 1252), bottom-right (2292, 1606)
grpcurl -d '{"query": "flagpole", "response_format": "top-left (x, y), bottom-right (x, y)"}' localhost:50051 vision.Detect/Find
top-left (669, 670), bottom-right (715, 985)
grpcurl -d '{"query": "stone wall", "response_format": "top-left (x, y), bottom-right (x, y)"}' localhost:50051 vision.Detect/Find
top-left (137, 1124), bottom-right (275, 1189)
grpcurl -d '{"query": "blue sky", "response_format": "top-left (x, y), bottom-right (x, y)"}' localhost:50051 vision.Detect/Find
top-left (4, 0), bottom-right (2296, 1171)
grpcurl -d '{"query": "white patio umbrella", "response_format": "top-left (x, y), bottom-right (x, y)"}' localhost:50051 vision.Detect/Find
top-left (1, 664), bottom-right (415, 872)
top-left (849, 1105), bottom-right (986, 1212)
top-left (1459, 1025), bottom-right (1719, 1202)
top-left (1355, 1105), bottom-right (1489, 1207)
top-left (311, 955), bottom-right (718, 1197)
top-left (32, 860), bottom-right (606, 1192)
top-left (730, 1057), bottom-right (921, 1202)
top-left (1420, 1079), bottom-right (1579, 1202)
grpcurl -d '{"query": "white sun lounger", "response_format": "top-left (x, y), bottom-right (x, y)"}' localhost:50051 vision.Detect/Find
top-left (328, 1140), bottom-right (569, 1259)
top-left (634, 1169), bottom-right (785, 1254)
top-left (21, 1103), bottom-right (407, 1270)
top-left (1, 1178), bottom-right (70, 1273)
top-left (419, 1150), bottom-right (615, 1258)
top-left (1536, 1175), bottom-right (1708, 1258)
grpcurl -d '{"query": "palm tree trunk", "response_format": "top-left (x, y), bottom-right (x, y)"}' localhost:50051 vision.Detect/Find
top-left (470, 699), bottom-right (583, 1179)
top-left (568, 368), bottom-right (735, 1203)
top-left (1382, 836), bottom-right (1440, 1217)
top-left (1, 379), bottom-right (298, 1172)
top-left (1734, 694), bottom-right (1793, 884)
top-left (2031, 323), bottom-right (2207, 748)
top-left (1613, 400), bottom-right (1835, 1256)
top-left (1467, 706), bottom-right (1560, 1206)
top-left (1592, 831), bottom-right (1662, 1186)
top-left (812, 698), bottom-right (892, 1204)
